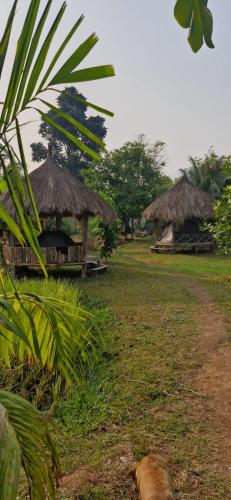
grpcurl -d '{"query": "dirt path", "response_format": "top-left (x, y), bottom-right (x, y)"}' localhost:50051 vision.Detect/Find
top-left (182, 279), bottom-right (231, 474)
top-left (58, 246), bottom-right (231, 498)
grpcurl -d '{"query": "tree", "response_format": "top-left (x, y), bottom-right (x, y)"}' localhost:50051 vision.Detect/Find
top-left (83, 136), bottom-right (172, 234)
top-left (174, 1), bottom-right (214, 53)
top-left (180, 150), bottom-right (231, 197)
top-left (31, 87), bottom-right (107, 177)
top-left (0, 0), bottom-right (114, 498)
top-left (207, 186), bottom-right (231, 254)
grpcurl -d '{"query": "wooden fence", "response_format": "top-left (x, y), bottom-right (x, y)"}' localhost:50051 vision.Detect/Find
top-left (2, 245), bottom-right (83, 266)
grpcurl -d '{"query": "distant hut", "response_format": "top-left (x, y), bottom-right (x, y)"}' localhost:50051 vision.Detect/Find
top-left (1, 153), bottom-right (115, 276)
top-left (143, 176), bottom-right (214, 253)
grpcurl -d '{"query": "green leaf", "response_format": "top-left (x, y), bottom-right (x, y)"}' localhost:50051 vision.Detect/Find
top-left (0, 153), bottom-right (47, 275)
top-left (0, 0), bottom-right (41, 130)
top-left (174, 0), bottom-right (214, 52)
top-left (50, 64), bottom-right (115, 85)
top-left (13, 0), bottom-right (53, 116)
top-left (38, 14), bottom-right (84, 93)
top-left (0, 390), bottom-right (61, 499)
top-left (22, 2), bottom-right (66, 109)
top-left (200, 0), bottom-right (214, 49)
top-left (0, 0), bottom-right (18, 80)
top-left (36, 109), bottom-right (101, 160)
top-left (49, 32), bottom-right (99, 86)
top-left (50, 87), bottom-right (114, 117)
top-left (0, 403), bottom-right (21, 500)
top-left (0, 203), bottom-right (25, 246)
top-left (174, 0), bottom-right (194, 28)
top-left (0, 177), bottom-right (8, 193)
top-left (188, 2), bottom-right (204, 53)
top-left (39, 98), bottom-right (105, 148)
top-left (16, 119), bottom-right (42, 232)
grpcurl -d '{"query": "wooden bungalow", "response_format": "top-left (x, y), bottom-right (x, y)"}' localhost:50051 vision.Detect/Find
top-left (1, 154), bottom-right (115, 276)
top-left (143, 176), bottom-right (214, 253)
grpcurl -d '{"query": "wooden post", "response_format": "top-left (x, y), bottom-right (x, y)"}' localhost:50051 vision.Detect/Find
top-left (171, 224), bottom-right (176, 254)
top-left (56, 215), bottom-right (62, 230)
top-left (81, 216), bottom-right (88, 278)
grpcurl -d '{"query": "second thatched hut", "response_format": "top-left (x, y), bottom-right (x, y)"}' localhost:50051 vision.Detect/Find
top-left (143, 176), bottom-right (214, 253)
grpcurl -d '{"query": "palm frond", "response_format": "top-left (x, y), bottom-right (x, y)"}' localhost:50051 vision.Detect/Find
top-left (39, 98), bottom-right (105, 148)
top-left (0, 391), bottom-right (61, 500)
top-left (0, 291), bottom-right (97, 383)
top-left (22, 2), bottom-right (66, 109)
top-left (0, 402), bottom-right (21, 500)
top-left (35, 109), bottom-right (101, 161)
top-left (0, 0), bottom-right (18, 80)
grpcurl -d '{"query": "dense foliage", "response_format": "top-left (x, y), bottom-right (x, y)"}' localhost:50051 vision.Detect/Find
top-left (207, 186), bottom-right (231, 254)
top-left (31, 86), bottom-right (107, 177)
top-left (83, 136), bottom-right (172, 234)
top-left (180, 150), bottom-right (231, 197)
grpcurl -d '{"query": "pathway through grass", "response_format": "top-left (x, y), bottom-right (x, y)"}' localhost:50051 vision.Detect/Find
top-left (57, 240), bottom-right (231, 499)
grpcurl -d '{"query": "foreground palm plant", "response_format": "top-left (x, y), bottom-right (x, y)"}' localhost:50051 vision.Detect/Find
top-left (0, 1), bottom-right (114, 498)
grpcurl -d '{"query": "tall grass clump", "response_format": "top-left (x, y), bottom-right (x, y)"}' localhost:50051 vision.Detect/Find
top-left (0, 279), bottom-right (104, 410)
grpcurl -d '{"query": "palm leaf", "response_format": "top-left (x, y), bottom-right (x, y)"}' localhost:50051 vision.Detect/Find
top-left (38, 14), bottom-right (84, 93)
top-left (39, 98), bottom-right (105, 148)
top-left (36, 110), bottom-right (101, 160)
top-left (50, 87), bottom-right (114, 116)
top-left (0, 0), bottom-right (41, 130)
top-left (13, 0), bottom-right (53, 116)
top-left (16, 119), bottom-right (42, 232)
top-left (0, 291), bottom-right (96, 383)
top-left (51, 64), bottom-right (115, 85)
top-left (48, 32), bottom-right (99, 85)
top-left (0, 403), bottom-right (21, 500)
top-left (0, 390), bottom-right (61, 500)
top-left (0, 203), bottom-right (25, 246)
top-left (22, 2), bottom-right (66, 109)
top-left (1, 152), bottom-right (47, 276)
top-left (0, 0), bottom-right (18, 80)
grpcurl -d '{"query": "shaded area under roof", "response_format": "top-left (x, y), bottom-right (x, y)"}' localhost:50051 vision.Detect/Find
top-left (143, 176), bottom-right (214, 225)
top-left (2, 156), bottom-right (115, 222)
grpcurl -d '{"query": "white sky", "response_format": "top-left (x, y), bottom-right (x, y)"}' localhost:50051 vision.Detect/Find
top-left (0, 0), bottom-right (230, 178)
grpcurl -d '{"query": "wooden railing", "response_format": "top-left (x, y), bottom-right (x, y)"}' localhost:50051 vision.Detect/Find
top-left (175, 232), bottom-right (213, 245)
top-left (2, 245), bottom-right (83, 266)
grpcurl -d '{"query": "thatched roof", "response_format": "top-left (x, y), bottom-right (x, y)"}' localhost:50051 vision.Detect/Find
top-left (2, 157), bottom-right (115, 222)
top-left (143, 177), bottom-right (214, 224)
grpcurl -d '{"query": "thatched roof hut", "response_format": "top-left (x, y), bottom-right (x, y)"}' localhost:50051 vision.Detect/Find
top-left (1, 156), bottom-right (115, 276)
top-left (143, 176), bottom-right (214, 225)
top-left (2, 156), bottom-right (115, 222)
top-left (143, 177), bottom-right (214, 252)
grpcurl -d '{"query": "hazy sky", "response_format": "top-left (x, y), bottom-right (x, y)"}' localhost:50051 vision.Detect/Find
top-left (1, 0), bottom-right (230, 178)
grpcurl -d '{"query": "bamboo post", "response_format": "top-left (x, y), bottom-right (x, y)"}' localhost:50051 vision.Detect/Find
top-left (81, 216), bottom-right (88, 278)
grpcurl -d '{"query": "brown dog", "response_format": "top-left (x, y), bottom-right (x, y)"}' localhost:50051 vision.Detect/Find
top-left (132, 455), bottom-right (173, 500)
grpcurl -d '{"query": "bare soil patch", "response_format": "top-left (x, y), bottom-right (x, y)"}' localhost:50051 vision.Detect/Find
top-left (182, 279), bottom-right (231, 473)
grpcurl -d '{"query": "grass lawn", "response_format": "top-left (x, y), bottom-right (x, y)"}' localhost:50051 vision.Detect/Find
top-left (56, 240), bottom-right (231, 499)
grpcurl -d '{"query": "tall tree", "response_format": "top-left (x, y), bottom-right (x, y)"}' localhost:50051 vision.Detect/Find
top-left (31, 86), bottom-right (107, 177)
top-left (83, 136), bottom-right (172, 233)
top-left (180, 149), bottom-right (231, 197)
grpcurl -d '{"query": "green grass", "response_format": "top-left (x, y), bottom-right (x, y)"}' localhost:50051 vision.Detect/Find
top-left (55, 241), bottom-right (231, 499)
